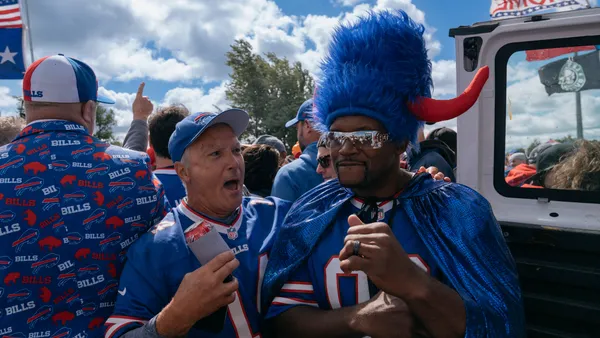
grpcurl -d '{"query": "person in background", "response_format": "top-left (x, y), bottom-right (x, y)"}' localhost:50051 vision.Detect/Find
top-left (545, 140), bottom-right (600, 192)
top-left (427, 127), bottom-right (457, 155)
top-left (316, 135), bottom-right (336, 181)
top-left (271, 99), bottom-right (323, 202)
top-left (527, 142), bottom-right (557, 169)
top-left (406, 128), bottom-right (457, 182)
top-left (0, 54), bottom-right (168, 335)
top-left (243, 144), bottom-right (281, 197)
top-left (292, 141), bottom-right (301, 159)
top-left (0, 115), bottom-right (25, 146)
top-left (263, 10), bottom-right (523, 337)
top-left (525, 143), bottom-right (577, 188)
top-left (106, 110), bottom-right (292, 337)
top-left (122, 82), bottom-right (154, 152)
top-left (148, 104), bottom-right (190, 207)
top-left (508, 152), bottom-right (527, 168)
top-left (147, 146), bottom-right (156, 171)
top-left (254, 134), bottom-right (287, 165)
top-left (505, 152), bottom-right (536, 187)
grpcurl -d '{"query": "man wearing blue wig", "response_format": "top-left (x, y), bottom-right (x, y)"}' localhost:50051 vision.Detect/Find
top-left (262, 10), bottom-right (525, 337)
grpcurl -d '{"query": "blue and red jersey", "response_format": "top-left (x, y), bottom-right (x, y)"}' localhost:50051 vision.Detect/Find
top-left (106, 197), bottom-right (291, 338)
top-left (0, 120), bottom-right (168, 337)
top-left (153, 167), bottom-right (185, 207)
top-left (265, 196), bottom-right (441, 317)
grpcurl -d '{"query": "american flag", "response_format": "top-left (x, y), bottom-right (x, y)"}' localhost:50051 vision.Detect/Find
top-left (0, 0), bottom-right (22, 29)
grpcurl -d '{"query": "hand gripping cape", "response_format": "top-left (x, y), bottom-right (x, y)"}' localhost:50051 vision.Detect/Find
top-left (261, 10), bottom-right (525, 337)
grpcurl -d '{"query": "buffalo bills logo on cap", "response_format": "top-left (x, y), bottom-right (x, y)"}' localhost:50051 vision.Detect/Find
top-left (194, 113), bottom-right (215, 123)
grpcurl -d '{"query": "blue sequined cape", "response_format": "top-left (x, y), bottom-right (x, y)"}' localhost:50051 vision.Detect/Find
top-left (262, 173), bottom-right (525, 337)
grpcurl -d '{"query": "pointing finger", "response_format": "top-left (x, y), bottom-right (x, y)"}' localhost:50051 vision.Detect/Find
top-left (136, 82), bottom-right (146, 98)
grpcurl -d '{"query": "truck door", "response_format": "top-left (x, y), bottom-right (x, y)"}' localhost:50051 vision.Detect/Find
top-left (451, 8), bottom-right (600, 337)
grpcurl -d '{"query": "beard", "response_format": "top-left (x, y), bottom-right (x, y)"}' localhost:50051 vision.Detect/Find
top-left (335, 162), bottom-right (371, 189)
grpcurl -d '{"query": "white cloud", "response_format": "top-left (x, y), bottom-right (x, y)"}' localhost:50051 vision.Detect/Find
top-left (431, 60), bottom-right (457, 97)
top-left (507, 61), bottom-right (538, 84)
top-left (22, 0), bottom-right (460, 138)
top-left (90, 40), bottom-right (195, 83)
top-left (98, 87), bottom-right (139, 130)
top-left (162, 83), bottom-right (230, 113)
top-left (334, 0), bottom-right (365, 7)
top-left (504, 53), bottom-right (600, 150)
top-left (0, 87), bottom-right (17, 111)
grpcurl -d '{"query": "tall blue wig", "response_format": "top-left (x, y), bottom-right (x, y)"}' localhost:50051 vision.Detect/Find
top-left (314, 10), bottom-right (432, 146)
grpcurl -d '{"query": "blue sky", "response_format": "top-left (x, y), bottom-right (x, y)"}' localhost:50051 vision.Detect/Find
top-left (0, 0), bottom-right (594, 142)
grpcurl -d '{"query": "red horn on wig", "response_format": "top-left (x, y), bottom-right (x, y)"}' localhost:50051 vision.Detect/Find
top-left (408, 66), bottom-right (490, 123)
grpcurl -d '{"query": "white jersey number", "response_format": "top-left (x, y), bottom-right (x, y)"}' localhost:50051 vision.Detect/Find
top-left (324, 254), bottom-right (430, 309)
top-left (225, 254), bottom-right (268, 338)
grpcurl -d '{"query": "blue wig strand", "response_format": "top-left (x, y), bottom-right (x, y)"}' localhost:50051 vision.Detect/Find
top-left (314, 10), bottom-right (432, 145)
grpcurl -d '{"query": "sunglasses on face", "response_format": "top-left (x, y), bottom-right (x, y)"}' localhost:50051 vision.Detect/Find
top-left (317, 154), bottom-right (331, 168)
top-left (325, 131), bottom-right (390, 150)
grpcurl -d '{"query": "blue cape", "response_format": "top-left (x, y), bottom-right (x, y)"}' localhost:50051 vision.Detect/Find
top-left (262, 173), bottom-right (525, 337)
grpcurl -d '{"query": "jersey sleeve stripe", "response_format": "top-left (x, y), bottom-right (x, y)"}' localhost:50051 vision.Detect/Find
top-left (272, 296), bottom-right (318, 307)
top-left (282, 282), bottom-right (314, 293)
top-left (104, 316), bottom-right (148, 338)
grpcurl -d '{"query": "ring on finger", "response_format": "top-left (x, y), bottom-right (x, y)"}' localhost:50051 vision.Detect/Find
top-left (352, 240), bottom-right (361, 256)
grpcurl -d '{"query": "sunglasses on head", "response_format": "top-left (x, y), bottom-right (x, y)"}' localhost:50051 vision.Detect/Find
top-left (325, 131), bottom-right (390, 150)
top-left (317, 155), bottom-right (331, 169)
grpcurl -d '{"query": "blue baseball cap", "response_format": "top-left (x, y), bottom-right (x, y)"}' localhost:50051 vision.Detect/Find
top-left (168, 109), bottom-right (249, 162)
top-left (285, 98), bottom-right (314, 128)
top-left (23, 54), bottom-right (114, 104)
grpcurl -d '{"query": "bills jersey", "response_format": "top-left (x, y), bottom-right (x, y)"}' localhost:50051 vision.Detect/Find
top-left (266, 196), bottom-right (441, 318)
top-left (0, 120), bottom-right (169, 337)
top-left (106, 196), bottom-right (292, 338)
top-left (153, 167), bottom-right (185, 207)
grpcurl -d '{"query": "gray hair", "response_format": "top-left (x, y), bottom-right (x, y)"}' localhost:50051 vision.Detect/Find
top-left (253, 135), bottom-right (286, 154)
top-left (0, 116), bottom-right (26, 146)
top-left (509, 152), bottom-right (526, 163)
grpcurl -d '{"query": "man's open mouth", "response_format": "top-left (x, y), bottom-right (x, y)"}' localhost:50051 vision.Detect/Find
top-left (224, 179), bottom-right (241, 191)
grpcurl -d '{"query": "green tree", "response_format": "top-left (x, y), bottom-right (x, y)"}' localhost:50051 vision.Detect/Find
top-left (555, 135), bottom-right (576, 144)
top-left (225, 39), bottom-right (314, 149)
top-left (14, 96), bottom-right (25, 119)
top-left (94, 105), bottom-right (117, 142)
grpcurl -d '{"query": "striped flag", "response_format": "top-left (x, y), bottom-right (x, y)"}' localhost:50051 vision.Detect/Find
top-left (0, 0), bottom-right (25, 79)
top-left (490, 0), bottom-right (588, 20)
top-left (0, 0), bottom-right (22, 28)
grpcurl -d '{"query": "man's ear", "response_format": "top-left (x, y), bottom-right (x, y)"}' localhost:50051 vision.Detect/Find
top-left (81, 100), bottom-right (96, 133)
top-left (174, 161), bottom-right (190, 186)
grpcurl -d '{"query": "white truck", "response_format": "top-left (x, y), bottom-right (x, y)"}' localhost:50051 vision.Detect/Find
top-left (450, 7), bottom-right (600, 337)
top-left (450, 8), bottom-right (600, 337)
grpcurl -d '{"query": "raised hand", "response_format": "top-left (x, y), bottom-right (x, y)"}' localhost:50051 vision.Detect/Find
top-left (132, 82), bottom-right (154, 120)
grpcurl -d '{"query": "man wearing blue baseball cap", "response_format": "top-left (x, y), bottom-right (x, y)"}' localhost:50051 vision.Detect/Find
top-left (107, 109), bottom-right (293, 337)
top-left (0, 55), bottom-right (170, 335)
top-left (271, 98), bottom-right (324, 202)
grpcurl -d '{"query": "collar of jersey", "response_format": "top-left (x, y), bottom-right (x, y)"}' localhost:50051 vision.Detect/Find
top-left (350, 190), bottom-right (403, 214)
top-left (176, 198), bottom-right (243, 235)
top-left (153, 167), bottom-right (177, 175)
top-left (14, 119), bottom-right (90, 142)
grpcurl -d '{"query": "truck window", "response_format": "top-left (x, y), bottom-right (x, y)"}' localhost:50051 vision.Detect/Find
top-left (495, 36), bottom-right (600, 204)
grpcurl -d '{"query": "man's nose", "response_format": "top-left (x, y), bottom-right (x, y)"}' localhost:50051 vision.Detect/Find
top-left (338, 138), bottom-right (358, 156)
top-left (226, 151), bottom-right (242, 170)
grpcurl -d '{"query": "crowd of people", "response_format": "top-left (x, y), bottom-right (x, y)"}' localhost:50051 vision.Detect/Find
top-left (504, 139), bottom-right (600, 191)
top-left (0, 10), bottom-right (528, 338)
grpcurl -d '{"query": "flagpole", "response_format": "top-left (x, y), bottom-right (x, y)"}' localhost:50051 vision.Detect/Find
top-left (21, 0), bottom-right (35, 65)
top-left (574, 52), bottom-right (583, 139)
